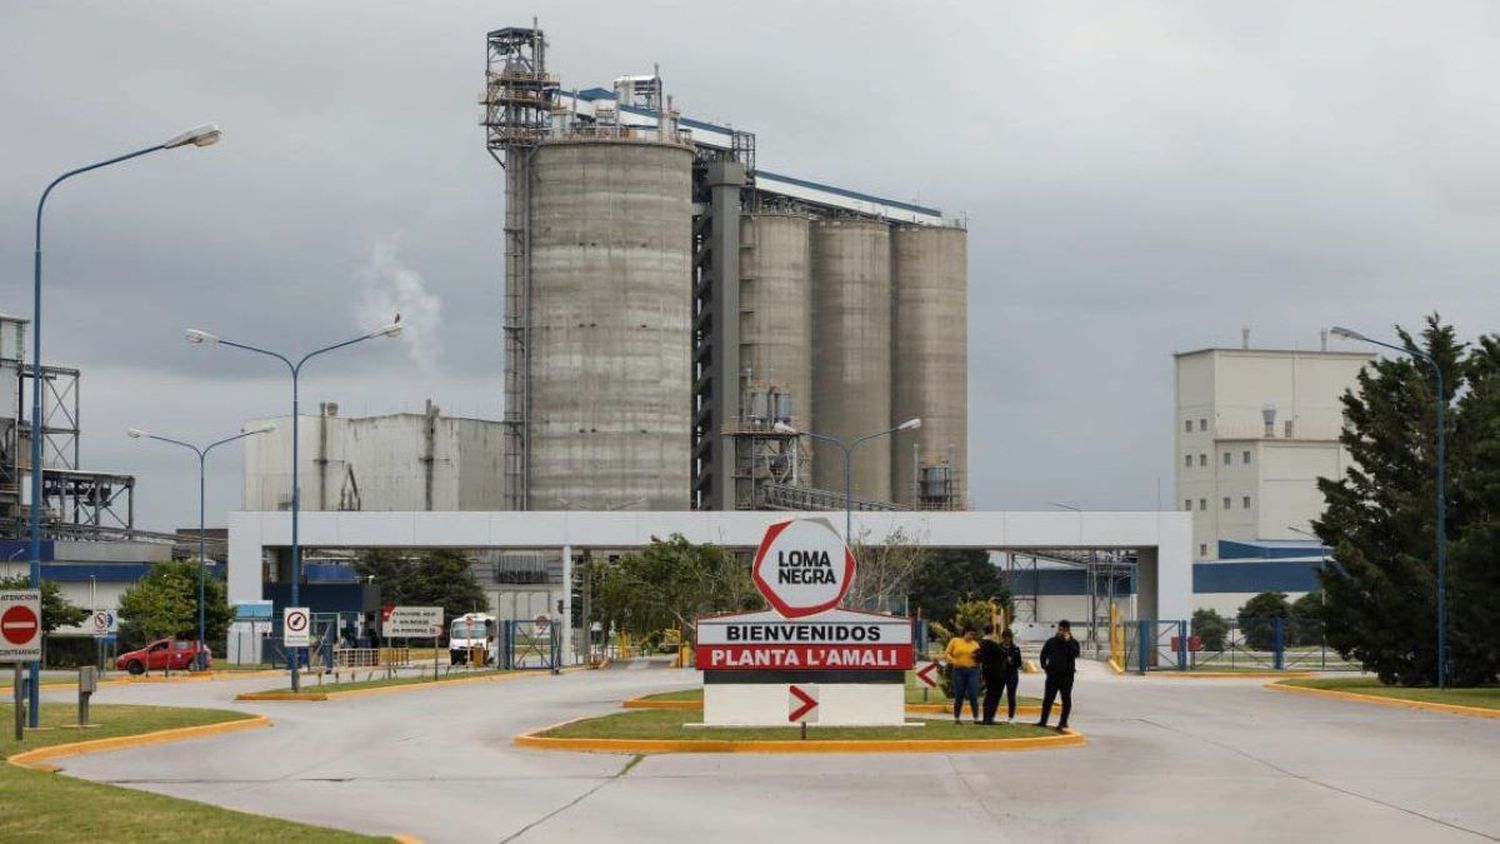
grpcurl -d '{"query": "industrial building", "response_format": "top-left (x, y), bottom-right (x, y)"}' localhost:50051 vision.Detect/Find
top-left (481, 24), bottom-right (968, 516)
top-left (1174, 334), bottom-right (1372, 561)
top-left (242, 400), bottom-right (506, 513)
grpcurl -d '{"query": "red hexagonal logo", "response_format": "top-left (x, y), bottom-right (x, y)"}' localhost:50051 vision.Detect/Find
top-left (751, 518), bottom-right (856, 618)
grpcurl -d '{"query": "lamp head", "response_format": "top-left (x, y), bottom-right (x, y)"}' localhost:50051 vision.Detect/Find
top-left (369, 312), bottom-right (403, 339)
top-left (126, 428), bottom-right (150, 439)
top-left (772, 422), bottom-right (798, 435)
top-left (1328, 326), bottom-right (1366, 342)
top-left (184, 328), bottom-right (219, 345)
top-left (163, 123), bottom-right (222, 149)
top-left (897, 417), bottom-right (923, 431)
top-left (246, 424), bottom-right (276, 435)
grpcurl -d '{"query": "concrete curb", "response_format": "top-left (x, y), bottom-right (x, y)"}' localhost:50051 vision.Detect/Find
top-left (1151, 670), bottom-right (1318, 679)
top-left (515, 716), bottom-right (1085, 755)
top-left (7, 715), bottom-right (271, 772)
top-left (236, 663), bottom-right (597, 702)
top-left (1265, 680), bottom-right (1500, 719)
top-left (34, 669), bottom-right (287, 693)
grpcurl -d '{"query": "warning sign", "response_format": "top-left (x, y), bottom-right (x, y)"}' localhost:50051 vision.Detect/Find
top-left (89, 609), bottom-right (118, 639)
top-left (0, 590), bottom-right (42, 662)
top-left (283, 607), bottom-right (311, 648)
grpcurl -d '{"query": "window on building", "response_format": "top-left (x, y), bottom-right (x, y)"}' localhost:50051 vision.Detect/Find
top-left (1185, 455), bottom-right (1193, 468)
top-left (1184, 499), bottom-right (1192, 511)
top-left (1199, 499), bottom-right (1207, 511)
top-left (1242, 450), bottom-right (1251, 464)
top-left (1223, 496), bottom-right (1232, 509)
top-left (1285, 419), bottom-right (1295, 438)
top-left (1198, 453), bottom-right (1207, 467)
top-left (1199, 543), bottom-right (1208, 557)
top-left (1198, 419), bottom-right (1208, 432)
top-left (1185, 420), bottom-right (1192, 433)
top-left (1243, 495), bottom-right (1252, 509)
top-left (1223, 452), bottom-right (1231, 465)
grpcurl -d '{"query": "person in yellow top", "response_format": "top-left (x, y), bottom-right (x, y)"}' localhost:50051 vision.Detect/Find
top-left (943, 628), bottom-right (982, 724)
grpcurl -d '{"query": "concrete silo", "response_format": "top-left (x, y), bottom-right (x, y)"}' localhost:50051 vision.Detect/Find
top-left (810, 218), bottom-right (892, 502)
top-left (739, 212), bottom-right (813, 428)
top-left (891, 224), bottom-right (967, 508)
top-left (527, 138), bottom-right (694, 510)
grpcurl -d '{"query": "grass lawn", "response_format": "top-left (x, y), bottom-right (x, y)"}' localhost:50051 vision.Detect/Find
top-left (0, 704), bottom-right (380, 843)
top-left (545, 709), bottom-right (1058, 741)
top-left (249, 668), bottom-right (512, 697)
top-left (1281, 677), bottom-right (1500, 710)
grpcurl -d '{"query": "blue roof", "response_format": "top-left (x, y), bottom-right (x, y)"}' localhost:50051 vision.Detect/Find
top-left (1219, 539), bottom-right (1327, 560)
top-left (757, 169), bottom-right (943, 217)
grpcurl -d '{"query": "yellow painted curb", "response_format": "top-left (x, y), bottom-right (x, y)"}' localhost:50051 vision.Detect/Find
top-left (1265, 681), bottom-right (1500, 720)
top-left (1023, 659), bottom-right (1040, 674)
top-left (1152, 670), bottom-right (1318, 679)
top-left (391, 836), bottom-right (425, 844)
top-left (514, 717), bottom-right (1085, 755)
top-left (236, 663), bottom-right (597, 702)
top-left (8, 715), bottom-right (271, 772)
top-left (623, 696), bottom-right (700, 710)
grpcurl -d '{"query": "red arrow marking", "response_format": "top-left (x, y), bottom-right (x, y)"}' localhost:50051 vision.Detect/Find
top-left (788, 685), bottom-right (818, 722)
top-left (916, 662), bottom-right (939, 687)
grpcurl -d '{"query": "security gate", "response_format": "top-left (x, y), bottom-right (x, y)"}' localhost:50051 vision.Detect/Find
top-left (501, 619), bottom-right (560, 671)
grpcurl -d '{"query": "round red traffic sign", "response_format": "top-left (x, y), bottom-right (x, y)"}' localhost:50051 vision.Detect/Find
top-left (285, 610), bottom-right (308, 632)
top-left (1, 605), bottom-right (39, 645)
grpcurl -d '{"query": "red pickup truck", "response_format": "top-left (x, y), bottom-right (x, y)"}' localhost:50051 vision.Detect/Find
top-left (116, 639), bottom-right (212, 674)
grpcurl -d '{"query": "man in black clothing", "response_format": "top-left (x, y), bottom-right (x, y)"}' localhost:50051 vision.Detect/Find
top-left (1036, 619), bottom-right (1081, 731)
top-left (977, 626), bottom-right (1024, 724)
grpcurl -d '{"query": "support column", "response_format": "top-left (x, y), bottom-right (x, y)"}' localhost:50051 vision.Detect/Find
top-left (560, 543), bottom-right (573, 666)
top-left (700, 161), bottom-right (744, 511)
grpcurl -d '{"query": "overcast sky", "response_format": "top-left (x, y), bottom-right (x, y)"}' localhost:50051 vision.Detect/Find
top-left (5, 2), bottom-right (1500, 531)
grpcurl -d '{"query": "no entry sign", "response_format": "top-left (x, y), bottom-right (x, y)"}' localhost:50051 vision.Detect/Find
top-left (0, 591), bottom-right (42, 661)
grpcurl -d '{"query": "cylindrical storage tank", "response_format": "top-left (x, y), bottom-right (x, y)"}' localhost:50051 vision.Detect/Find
top-left (739, 212), bottom-right (813, 430)
top-left (810, 218), bottom-right (892, 501)
top-left (527, 139), bottom-right (693, 510)
top-left (891, 224), bottom-right (967, 508)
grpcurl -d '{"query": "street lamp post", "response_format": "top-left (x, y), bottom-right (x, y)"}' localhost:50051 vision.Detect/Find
top-left (774, 418), bottom-right (922, 549)
top-left (186, 320), bottom-right (403, 690)
top-left (127, 425), bottom-right (275, 669)
top-left (28, 123), bottom-right (221, 725)
top-left (1329, 325), bottom-right (1449, 689)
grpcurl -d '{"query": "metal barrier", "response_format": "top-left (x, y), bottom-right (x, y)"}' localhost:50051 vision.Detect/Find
top-left (1117, 617), bottom-right (1361, 672)
top-left (502, 620), bottom-right (560, 671)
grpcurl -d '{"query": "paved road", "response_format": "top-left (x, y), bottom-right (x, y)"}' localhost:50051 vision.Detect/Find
top-left (48, 664), bottom-right (1500, 843)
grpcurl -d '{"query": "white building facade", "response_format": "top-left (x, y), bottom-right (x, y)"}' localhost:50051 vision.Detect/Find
top-left (1174, 345), bottom-right (1371, 561)
top-left (242, 401), bottom-right (506, 513)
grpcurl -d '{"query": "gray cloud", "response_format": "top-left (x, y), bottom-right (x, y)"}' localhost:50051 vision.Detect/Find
top-left (3, 1), bottom-right (1499, 527)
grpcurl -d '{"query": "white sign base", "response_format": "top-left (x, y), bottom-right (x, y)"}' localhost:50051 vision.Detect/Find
top-left (703, 683), bottom-right (904, 726)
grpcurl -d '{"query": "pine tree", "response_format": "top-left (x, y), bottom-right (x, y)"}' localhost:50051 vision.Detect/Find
top-left (1315, 316), bottom-right (1499, 686)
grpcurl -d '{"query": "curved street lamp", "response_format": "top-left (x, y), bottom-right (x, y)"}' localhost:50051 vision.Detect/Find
top-left (185, 319), bottom-right (403, 690)
top-left (773, 418), bottom-right (922, 547)
top-left (127, 425), bottom-right (274, 669)
top-left (26, 122), bottom-right (221, 725)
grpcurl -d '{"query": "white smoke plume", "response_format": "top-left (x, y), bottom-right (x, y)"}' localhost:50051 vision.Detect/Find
top-left (355, 239), bottom-right (443, 371)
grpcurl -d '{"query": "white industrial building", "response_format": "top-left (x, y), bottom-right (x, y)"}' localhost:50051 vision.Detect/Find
top-left (1174, 340), bottom-right (1372, 561)
top-left (242, 401), bottom-right (506, 513)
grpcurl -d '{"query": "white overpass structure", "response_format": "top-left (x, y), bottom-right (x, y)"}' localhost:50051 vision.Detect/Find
top-left (227, 510), bottom-right (1192, 648)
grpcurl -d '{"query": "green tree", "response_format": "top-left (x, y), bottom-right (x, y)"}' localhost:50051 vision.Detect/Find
top-left (117, 561), bottom-right (233, 643)
top-left (908, 548), bottom-right (1009, 624)
top-left (1237, 591), bottom-right (1290, 651)
top-left (1289, 592), bottom-right (1325, 647)
top-left (590, 534), bottom-right (755, 641)
top-left (354, 549), bottom-right (489, 624)
top-left (1191, 608), bottom-right (1228, 652)
top-left (1316, 317), bottom-right (1500, 686)
top-left (0, 576), bottom-right (86, 634)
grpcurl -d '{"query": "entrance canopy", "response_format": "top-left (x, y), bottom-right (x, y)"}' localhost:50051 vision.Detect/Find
top-left (227, 509), bottom-right (1191, 622)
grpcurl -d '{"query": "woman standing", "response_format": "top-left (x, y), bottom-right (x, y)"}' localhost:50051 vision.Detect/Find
top-left (943, 628), bottom-right (982, 724)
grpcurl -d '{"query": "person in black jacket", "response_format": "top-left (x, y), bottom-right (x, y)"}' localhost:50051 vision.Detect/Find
top-left (977, 626), bottom-right (1024, 724)
top-left (1036, 619), bottom-right (1081, 731)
